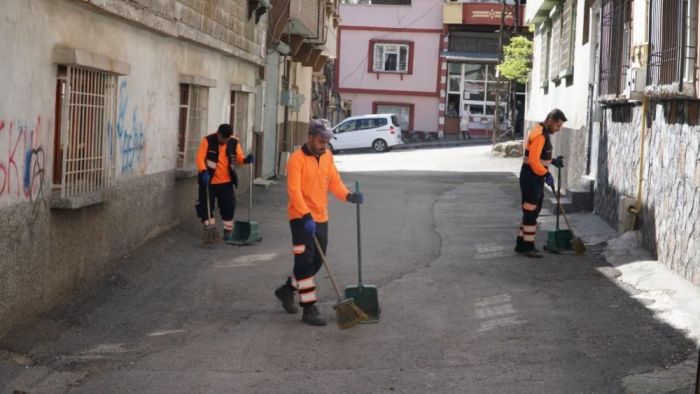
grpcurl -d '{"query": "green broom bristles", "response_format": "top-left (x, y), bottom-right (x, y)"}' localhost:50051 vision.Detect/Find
top-left (334, 298), bottom-right (368, 329)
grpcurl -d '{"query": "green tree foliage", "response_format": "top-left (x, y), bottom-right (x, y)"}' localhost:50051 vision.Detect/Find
top-left (498, 36), bottom-right (533, 84)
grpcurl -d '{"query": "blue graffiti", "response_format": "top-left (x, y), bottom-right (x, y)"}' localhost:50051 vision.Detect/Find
top-left (113, 80), bottom-right (146, 174)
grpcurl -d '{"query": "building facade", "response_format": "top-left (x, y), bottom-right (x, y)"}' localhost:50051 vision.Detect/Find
top-left (336, 0), bottom-right (443, 137)
top-left (440, 0), bottom-right (527, 138)
top-left (527, 0), bottom-right (700, 286)
top-left (0, 0), bottom-right (267, 338)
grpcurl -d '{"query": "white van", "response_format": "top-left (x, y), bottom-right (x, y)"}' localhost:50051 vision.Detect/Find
top-left (329, 114), bottom-right (404, 153)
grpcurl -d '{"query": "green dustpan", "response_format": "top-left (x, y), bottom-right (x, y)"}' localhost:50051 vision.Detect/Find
top-left (228, 165), bottom-right (262, 245)
top-left (344, 181), bottom-right (380, 322)
top-left (546, 166), bottom-right (572, 253)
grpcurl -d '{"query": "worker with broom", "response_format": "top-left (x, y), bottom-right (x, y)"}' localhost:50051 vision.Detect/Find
top-left (515, 109), bottom-right (567, 258)
top-left (274, 119), bottom-right (364, 326)
top-left (196, 123), bottom-right (255, 243)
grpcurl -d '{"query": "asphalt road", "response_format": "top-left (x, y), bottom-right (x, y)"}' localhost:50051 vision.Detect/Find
top-left (1, 163), bottom-right (696, 392)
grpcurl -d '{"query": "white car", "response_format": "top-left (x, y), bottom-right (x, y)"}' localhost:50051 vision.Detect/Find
top-left (329, 114), bottom-right (404, 153)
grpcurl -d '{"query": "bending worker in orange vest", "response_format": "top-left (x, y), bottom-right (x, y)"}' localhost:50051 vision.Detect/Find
top-left (196, 123), bottom-right (255, 242)
top-left (515, 109), bottom-right (567, 258)
top-left (274, 120), bottom-right (364, 326)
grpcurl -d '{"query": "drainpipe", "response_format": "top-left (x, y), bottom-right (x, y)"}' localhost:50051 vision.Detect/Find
top-left (630, 95), bottom-right (648, 228)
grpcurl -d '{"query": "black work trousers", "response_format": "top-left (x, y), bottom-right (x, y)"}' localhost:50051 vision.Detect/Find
top-left (288, 219), bottom-right (329, 306)
top-left (197, 182), bottom-right (236, 231)
top-left (517, 164), bottom-right (545, 250)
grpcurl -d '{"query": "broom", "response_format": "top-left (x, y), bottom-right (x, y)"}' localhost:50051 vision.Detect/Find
top-left (313, 236), bottom-right (368, 329)
top-left (551, 184), bottom-right (586, 255)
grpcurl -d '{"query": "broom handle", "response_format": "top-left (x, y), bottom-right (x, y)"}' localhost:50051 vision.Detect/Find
top-left (249, 163), bottom-right (253, 222)
top-left (313, 235), bottom-right (344, 302)
top-left (355, 181), bottom-right (363, 285)
top-left (556, 166), bottom-right (561, 231)
top-left (551, 184), bottom-right (574, 232)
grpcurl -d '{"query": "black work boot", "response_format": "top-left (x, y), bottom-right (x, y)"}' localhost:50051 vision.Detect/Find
top-left (523, 248), bottom-right (543, 258)
top-left (301, 305), bottom-right (326, 326)
top-left (275, 285), bottom-right (299, 314)
top-left (514, 236), bottom-right (528, 253)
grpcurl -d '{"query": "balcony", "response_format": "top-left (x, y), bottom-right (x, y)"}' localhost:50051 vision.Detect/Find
top-left (524, 0), bottom-right (558, 24)
top-left (444, 1), bottom-right (526, 26)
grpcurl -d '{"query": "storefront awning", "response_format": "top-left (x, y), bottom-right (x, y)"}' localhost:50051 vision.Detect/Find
top-left (441, 51), bottom-right (499, 63)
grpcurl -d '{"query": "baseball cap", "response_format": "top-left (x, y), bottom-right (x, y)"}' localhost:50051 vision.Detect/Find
top-left (308, 119), bottom-right (334, 140)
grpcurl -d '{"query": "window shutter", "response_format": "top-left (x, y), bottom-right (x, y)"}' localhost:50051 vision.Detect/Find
top-left (539, 26), bottom-right (550, 87)
top-left (550, 11), bottom-right (561, 81)
top-left (560, 0), bottom-right (574, 74)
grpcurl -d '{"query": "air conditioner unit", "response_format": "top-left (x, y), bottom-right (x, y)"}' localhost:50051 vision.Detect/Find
top-left (623, 67), bottom-right (646, 100)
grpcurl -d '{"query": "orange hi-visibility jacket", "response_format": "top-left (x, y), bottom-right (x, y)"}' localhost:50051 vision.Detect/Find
top-left (523, 123), bottom-right (553, 176)
top-left (196, 135), bottom-right (245, 185)
top-left (287, 145), bottom-right (350, 222)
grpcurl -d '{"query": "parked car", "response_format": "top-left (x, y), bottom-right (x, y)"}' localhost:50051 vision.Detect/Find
top-left (329, 114), bottom-right (404, 153)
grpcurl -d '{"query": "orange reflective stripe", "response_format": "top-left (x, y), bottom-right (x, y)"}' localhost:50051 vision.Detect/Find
top-left (297, 277), bottom-right (315, 290)
top-left (523, 202), bottom-right (538, 211)
top-left (223, 220), bottom-right (233, 230)
top-left (290, 277), bottom-right (298, 289)
top-left (293, 244), bottom-right (306, 255)
top-left (523, 234), bottom-right (536, 242)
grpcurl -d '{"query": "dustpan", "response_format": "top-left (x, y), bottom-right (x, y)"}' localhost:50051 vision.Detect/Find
top-left (344, 181), bottom-right (380, 323)
top-left (228, 164), bottom-right (262, 245)
top-left (546, 166), bottom-right (572, 253)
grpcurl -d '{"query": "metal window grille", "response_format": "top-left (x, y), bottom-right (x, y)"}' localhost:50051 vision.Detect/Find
top-left (599, 0), bottom-right (628, 96)
top-left (57, 65), bottom-right (117, 198)
top-left (648, 0), bottom-right (697, 88)
top-left (177, 84), bottom-right (208, 168)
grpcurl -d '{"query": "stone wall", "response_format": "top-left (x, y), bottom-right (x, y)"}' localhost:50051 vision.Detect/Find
top-left (596, 103), bottom-right (700, 286)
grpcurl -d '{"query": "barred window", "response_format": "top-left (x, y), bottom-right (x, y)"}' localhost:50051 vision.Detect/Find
top-left (648, 0), bottom-right (698, 89)
top-left (177, 84), bottom-right (209, 169)
top-left (599, 0), bottom-right (630, 97)
top-left (53, 65), bottom-right (117, 198)
top-left (230, 90), bottom-right (250, 150)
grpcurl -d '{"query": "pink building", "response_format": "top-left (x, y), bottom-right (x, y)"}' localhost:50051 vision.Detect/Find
top-left (336, 1), bottom-right (443, 137)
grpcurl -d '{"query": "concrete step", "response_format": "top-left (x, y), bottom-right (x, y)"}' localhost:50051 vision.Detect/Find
top-left (546, 188), bottom-right (594, 214)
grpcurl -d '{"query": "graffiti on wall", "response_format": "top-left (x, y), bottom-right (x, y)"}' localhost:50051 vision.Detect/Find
top-left (110, 80), bottom-right (148, 174)
top-left (0, 117), bottom-right (47, 211)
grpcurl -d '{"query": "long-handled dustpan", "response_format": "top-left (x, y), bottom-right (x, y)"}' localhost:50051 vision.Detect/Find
top-left (228, 164), bottom-right (262, 245)
top-left (546, 166), bottom-right (572, 253)
top-left (344, 181), bottom-right (380, 323)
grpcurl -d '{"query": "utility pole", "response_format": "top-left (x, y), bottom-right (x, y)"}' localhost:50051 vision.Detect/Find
top-left (492, 0), bottom-right (521, 143)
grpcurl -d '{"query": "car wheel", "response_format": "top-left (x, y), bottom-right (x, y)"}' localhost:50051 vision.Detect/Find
top-left (328, 143), bottom-right (335, 153)
top-left (372, 139), bottom-right (388, 152)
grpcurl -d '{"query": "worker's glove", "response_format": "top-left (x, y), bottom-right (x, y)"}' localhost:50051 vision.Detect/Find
top-left (244, 154), bottom-right (256, 165)
top-left (545, 172), bottom-right (555, 189)
top-left (346, 192), bottom-right (364, 205)
top-left (198, 171), bottom-right (211, 185)
top-left (551, 155), bottom-right (565, 168)
top-left (303, 215), bottom-right (316, 236)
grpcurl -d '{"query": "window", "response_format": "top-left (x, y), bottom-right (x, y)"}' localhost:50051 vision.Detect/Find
top-left (369, 41), bottom-right (413, 74)
top-left (374, 103), bottom-right (412, 130)
top-left (448, 33), bottom-right (499, 59)
top-left (178, 84), bottom-right (209, 169)
top-left (559, 0), bottom-right (576, 76)
top-left (539, 24), bottom-right (551, 88)
top-left (53, 65), bottom-right (117, 198)
top-left (648, 0), bottom-right (698, 88)
top-left (599, 0), bottom-right (629, 96)
top-left (230, 90), bottom-right (250, 150)
top-left (337, 119), bottom-right (360, 133)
